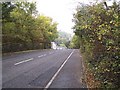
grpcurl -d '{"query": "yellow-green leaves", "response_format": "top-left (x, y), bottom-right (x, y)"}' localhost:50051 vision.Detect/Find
top-left (73, 1), bottom-right (120, 88)
top-left (2, 2), bottom-right (58, 52)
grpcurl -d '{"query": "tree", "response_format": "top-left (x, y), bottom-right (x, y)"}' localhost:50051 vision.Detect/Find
top-left (2, 2), bottom-right (58, 52)
top-left (55, 31), bottom-right (71, 48)
top-left (69, 35), bottom-right (80, 49)
top-left (36, 15), bottom-right (58, 48)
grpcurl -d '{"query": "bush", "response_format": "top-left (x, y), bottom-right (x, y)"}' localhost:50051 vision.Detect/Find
top-left (73, 1), bottom-right (120, 88)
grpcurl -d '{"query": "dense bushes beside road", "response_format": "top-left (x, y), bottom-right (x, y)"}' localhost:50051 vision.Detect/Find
top-left (73, 1), bottom-right (120, 88)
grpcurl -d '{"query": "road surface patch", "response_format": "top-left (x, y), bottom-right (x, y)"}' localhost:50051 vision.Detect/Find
top-left (29, 67), bottom-right (57, 87)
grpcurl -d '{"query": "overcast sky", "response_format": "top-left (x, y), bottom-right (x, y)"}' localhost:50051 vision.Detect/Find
top-left (29, 0), bottom-right (116, 35)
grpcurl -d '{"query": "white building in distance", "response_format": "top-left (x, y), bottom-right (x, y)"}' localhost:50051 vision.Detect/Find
top-left (51, 42), bottom-right (57, 49)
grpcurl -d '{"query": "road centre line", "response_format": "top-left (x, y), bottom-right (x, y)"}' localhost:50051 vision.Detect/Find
top-left (49, 52), bottom-right (52, 54)
top-left (38, 55), bottom-right (44, 58)
top-left (43, 54), bottom-right (46, 56)
top-left (14, 58), bottom-right (33, 66)
top-left (38, 54), bottom-right (47, 58)
top-left (44, 50), bottom-right (75, 89)
top-left (14, 51), bottom-right (55, 66)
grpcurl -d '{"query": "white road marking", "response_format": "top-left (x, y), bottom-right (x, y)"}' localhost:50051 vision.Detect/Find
top-left (44, 50), bottom-right (75, 89)
top-left (38, 55), bottom-right (44, 58)
top-left (38, 54), bottom-right (47, 58)
top-left (43, 54), bottom-right (46, 56)
top-left (14, 58), bottom-right (33, 66)
top-left (49, 52), bottom-right (52, 54)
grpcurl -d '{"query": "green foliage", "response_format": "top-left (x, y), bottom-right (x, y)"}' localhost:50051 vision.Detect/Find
top-left (2, 2), bottom-right (15, 22)
top-left (69, 35), bottom-right (80, 49)
top-left (55, 31), bottom-right (71, 48)
top-left (73, 1), bottom-right (120, 88)
top-left (2, 2), bottom-right (58, 52)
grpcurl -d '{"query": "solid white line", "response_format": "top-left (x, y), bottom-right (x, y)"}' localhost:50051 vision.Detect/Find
top-left (14, 58), bottom-right (33, 66)
top-left (44, 50), bottom-right (75, 89)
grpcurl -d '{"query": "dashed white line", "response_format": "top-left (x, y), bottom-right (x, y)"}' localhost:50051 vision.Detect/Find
top-left (14, 58), bottom-right (33, 66)
top-left (43, 54), bottom-right (46, 56)
top-left (49, 52), bottom-right (52, 54)
top-left (38, 55), bottom-right (44, 58)
top-left (44, 50), bottom-right (75, 89)
top-left (38, 54), bottom-right (47, 58)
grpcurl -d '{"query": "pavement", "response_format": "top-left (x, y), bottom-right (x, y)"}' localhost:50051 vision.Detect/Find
top-left (2, 49), bottom-right (87, 89)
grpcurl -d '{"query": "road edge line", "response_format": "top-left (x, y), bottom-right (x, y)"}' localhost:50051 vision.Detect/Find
top-left (44, 49), bottom-right (75, 89)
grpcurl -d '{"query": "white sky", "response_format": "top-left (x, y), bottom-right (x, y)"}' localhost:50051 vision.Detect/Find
top-left (29, 0), bottom-right (117, 35)
top-left (28, 0), bottom-right (92, 35)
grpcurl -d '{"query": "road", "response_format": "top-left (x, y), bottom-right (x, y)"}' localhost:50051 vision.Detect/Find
top-left (2, 49), bottom-right (87, 89)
